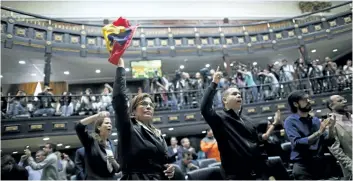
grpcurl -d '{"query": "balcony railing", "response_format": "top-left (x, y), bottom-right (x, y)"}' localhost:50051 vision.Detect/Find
top-left (1, 74), bottom-right (351, 119)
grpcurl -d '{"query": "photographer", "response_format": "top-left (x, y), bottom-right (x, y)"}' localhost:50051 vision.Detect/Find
top-left (33, 86), bottom-right (56, 117)
top-left (294, 58), bottom-right (310, 91)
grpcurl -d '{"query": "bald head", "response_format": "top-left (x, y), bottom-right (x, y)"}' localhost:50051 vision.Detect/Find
top-left (327, 95), bottom-right (347, 113)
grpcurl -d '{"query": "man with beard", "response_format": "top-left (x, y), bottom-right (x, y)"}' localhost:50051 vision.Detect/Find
top-left (327, 95), bottom-right (352, 180)
top-left (284, 91), bottom-right (335, 180)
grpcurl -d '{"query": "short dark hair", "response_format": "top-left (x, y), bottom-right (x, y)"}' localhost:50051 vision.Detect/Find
top-left (206, 128), bottom-right (212, 132)
top-left (288, 91), bottom-right (308, 113)
top-left (46, 143), bottom-right (56, 152)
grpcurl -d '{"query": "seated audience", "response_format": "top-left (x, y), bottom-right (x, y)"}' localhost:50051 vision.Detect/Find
top-left (181, 138), bottom-right (197, 159)
top-left (99, 83), bottom-right (114, 113)
top-left (167, 137), bottom-right (183, 162)
top-left (59, 92), bottom-right (73, 117)
top-left (7, 90), bottom-right (29, 118)
top-left (33, 86), bottom-right (56, 117)
top-left (200, 128), bottom-right (220, 162)
top-left (177, 150), bottom-right (199, 174)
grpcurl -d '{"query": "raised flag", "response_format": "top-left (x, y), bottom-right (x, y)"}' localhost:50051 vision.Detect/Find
top-left (102, 17), bottom-right (138, 65)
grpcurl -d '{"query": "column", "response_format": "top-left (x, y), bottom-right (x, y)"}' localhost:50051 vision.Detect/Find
top-left (44, 53), bottom-right (52, 86)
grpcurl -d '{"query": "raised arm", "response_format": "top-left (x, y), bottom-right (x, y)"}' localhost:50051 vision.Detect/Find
top-left (200, 67), bottom-right (222, 128)
top-left (28, 153), bottom-right (57, 170)
top-left (111, 58), bottom-right (133, 141)
top-left (76, 112), bottom-right (108, 148)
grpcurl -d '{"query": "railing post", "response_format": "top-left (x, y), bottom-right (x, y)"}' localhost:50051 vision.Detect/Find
top-left (44, 52), bottom-right (52, 87)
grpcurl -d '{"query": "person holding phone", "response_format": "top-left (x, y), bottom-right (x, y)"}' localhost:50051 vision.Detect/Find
top-left (326, 95), bottom-right (352, 180)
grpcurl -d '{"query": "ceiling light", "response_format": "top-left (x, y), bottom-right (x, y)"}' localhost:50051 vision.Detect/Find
top-left (333, 49), bottom-right (338, 52)
top-left (57, 143), bottom-right (63, 147)
top-left (168, 128), bottom-right (174, 131)
top-left (311, 49), bottom-right (316, 53)
top-left (125, 68), bottom-right (130, 72)
top-left (95, 69), bottom-right (101, 73)
top-left (184, 59), bottom-right (188, 62)
top-left (65, 145), bottom-right (71, 149)
top-left (31, 73), bottom-right (36, 76)
top-left (316, 110), bottom-right (322, 113)
top-left (162, 134), bottom-right (166, 137)
top-left (43, 137), bottom-right (50, 141)
top-left (112, 132), bottom-right (117, 136)
top-left (230, 63), bottom-right (234, 67)
top-left (253, 62), bottom-right (258, 66)
top-left (64, 71), bottom-right (70, 75)
top-left (180, 65), bottom-right (184, 69)
top-left (202, 130), bottom-right (206, 134)
top-left (19, 60), bottom-right (26, 64)
top-left (267, 116), bottom-right (273, 120)
top-left (12, 151), bottom-right (18, 154)
top-left (114, 139), bottom-right (118, 142)
top-left (205, 64), bottom-right (210, 68)
top-left (274, 61), bottom-right (279, 65)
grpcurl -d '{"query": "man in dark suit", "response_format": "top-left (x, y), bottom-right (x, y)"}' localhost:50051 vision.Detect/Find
top-left (74, 147), bottom-right (85, 180)
top-left (167, 137), bottom-right (183, 163)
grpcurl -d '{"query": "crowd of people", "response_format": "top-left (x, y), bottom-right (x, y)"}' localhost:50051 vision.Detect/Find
top-left (1, 56), bottom-right (352, 119)
top-left (1, 57), bottom-right (351, 180)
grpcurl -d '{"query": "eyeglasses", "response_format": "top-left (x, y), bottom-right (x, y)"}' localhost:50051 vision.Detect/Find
top-left (138, 101), bottom-right (155, 108)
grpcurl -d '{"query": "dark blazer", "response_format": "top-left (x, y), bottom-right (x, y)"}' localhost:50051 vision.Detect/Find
top-left (75, 147), bottom-right (85, 180)
top-left (75, 123), bottom-right (118, 180)
top-left (167, 146), bottom-right (183, 162)
top-left (113, 67), bottom-right (172, 180)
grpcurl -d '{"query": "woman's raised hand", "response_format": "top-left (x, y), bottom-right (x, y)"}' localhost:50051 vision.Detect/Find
top-left (98, 111), bottom-right (110, 118)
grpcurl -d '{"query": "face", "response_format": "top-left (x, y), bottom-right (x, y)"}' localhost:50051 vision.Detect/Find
top-left (282, 60), bottom-right (287, 65)
top-left (85, 89), bottom-right (90, 95)
top-left (223, 88), bottom-right (242, 110)
top-left (195, 72), bottom-right (201, 79)
top-left (43, 144), bottom-right (52, 155)
top-left (347, 60), bottom-right (352, 66)
top-left (330, 95), bottom-right (347, 113)
top-left (134, 97), bottom-right (154, 122)
top-left (294, 94), bottom-right (312, 113)
top-left (2, 161), bottom-right (13, 172)
top-left (35, 151), bottom-right (45, 163)
top-left (207, 129), bottom-right (213, 137)
top-left (170, 137), bottom-right (178, 146)
top-left (103, 88), bottom-right (109, 94)
top-left (182, 138), bottom-right (190, 148)
top-left (98, 118), bottom-right (112, 137)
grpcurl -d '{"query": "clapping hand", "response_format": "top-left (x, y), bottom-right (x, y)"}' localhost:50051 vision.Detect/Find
top-left (24, 149), bottom-right (31, 157)
top-left (273, 110), bottom-right (282, 125)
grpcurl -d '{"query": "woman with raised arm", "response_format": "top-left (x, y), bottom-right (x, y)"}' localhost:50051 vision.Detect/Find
top-left (112, 58), bottom-right (175, 180)
top-left (75, 111), bottom-right (120, 180)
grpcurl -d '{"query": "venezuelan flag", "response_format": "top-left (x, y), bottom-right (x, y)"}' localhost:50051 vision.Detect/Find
top-left (102, 17), bottom-right (138, 65)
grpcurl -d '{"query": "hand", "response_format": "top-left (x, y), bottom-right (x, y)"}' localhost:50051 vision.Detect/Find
top-left (327, 113), bottom-right (337, 128)
top-left (117, 58), bottom-right (125, 68)
top-left (163, 164), bottom-right (175, 179)
top-left (212, 66), bottom-right (223, 84)
top-left (273, 110), bottom-right (282, 125)
top-left (98, 111), bottom-right (110, 118)
top-left (63, 153), bottom-right (69, 160)
top-left (24, 149), bottom-right (31, 157)
top-left (262, 133), bottom-right (269, 140)
top-left (107, 155), bottom-right (120, 170)
top-left (319, 119), bottom-right (330, 133)
top-left (20, 155), bottom-right (28, 161)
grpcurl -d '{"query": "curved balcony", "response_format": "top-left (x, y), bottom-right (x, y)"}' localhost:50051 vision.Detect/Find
top-left (1, 2), bottom-right (352, 58)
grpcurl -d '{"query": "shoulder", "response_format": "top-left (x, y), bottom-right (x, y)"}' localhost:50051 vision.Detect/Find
top-left (284, 115), bottom-right (298, 127)
top-left (312, 116), bottom-right (321, 124)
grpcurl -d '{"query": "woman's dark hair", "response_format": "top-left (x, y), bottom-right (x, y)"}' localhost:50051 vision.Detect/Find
top-left (129, 93), bottom-right (154, 116)
top-left (288, 91), bottom-right (307, 113)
